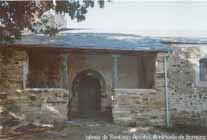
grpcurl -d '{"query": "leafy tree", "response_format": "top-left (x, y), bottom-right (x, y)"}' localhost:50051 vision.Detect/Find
top-left (0, 0), bottom-right (108, 41)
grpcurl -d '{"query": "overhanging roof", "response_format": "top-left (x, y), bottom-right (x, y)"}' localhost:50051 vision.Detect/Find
top-left (161, 37), bottom-right (207, 45)
top-left (0, 32), bottom-right (172, 52)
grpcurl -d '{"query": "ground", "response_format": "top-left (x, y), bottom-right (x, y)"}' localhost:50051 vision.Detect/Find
top-left (1, 119), bottom-right (207, 140)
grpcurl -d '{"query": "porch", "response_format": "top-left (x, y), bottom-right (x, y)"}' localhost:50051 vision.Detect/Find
top-left (0, 32), bottom-right (171, 127)
top-left (21, 48), bottom-right (167, 126)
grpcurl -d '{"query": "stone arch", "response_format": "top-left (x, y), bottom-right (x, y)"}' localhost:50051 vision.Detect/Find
top-left (72, 69), bottom-right (106, 94)
top-left (71, 69), bottom-right (106, 114)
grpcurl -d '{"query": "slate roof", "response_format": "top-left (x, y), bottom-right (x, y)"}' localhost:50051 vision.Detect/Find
top-left (0, 32), bottom-right (172, 52)
top-left (161, 37), bottom-right (207, 44)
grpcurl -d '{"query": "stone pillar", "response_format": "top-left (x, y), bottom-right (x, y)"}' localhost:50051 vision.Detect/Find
top-left (112, 55), bottom-right (120, 89)
top-left (155, 54), bottom-right (165, 92)
top-left (154, 53), bottom-right (166, 126)
top-left (60, 54), bottom-right (69, 89)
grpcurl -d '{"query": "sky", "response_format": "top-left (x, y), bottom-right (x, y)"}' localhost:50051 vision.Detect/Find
top-left (66, 0), bottom-right (207, 37)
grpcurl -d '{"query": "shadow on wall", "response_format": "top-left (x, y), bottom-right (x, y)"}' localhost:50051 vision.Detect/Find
top-left (137, 55), bottom-right (157, 89)
top-left (28, 51), bottom-right (62, 88)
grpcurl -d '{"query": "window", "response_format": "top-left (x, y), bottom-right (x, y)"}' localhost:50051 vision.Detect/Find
top-left (199, 58), bottom-right (207, 81)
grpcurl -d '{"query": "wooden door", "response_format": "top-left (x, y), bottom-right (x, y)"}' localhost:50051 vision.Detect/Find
top-left (79, 76), bottom-right (101, 117)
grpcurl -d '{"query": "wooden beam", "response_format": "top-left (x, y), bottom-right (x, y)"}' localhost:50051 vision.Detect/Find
top-left (3, 45), bottom-right (160, 56)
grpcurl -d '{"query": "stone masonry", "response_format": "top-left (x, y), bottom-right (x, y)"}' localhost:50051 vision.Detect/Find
top-left (1, 44), bottom-right (207, 128)
top-left (168, 45), bottom-right (207, 127)
top-left (112, 53), bottom-right (166, 127)
top-left (15, 88), bottom-right (69, 124)
top-left (0, 48), bottom-right (27, 93)
top-left (112, 89), bottom-right (165, 127)
top-left (112, 46), bottom-right (207, 128)
top-left (0, 48), bottom-right (69, 126)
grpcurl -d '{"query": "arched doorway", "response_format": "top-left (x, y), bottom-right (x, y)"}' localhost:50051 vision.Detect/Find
top-left (72, 69), bottom-right (105, 118)
top-left (79, 75), bottom-right (101, 117)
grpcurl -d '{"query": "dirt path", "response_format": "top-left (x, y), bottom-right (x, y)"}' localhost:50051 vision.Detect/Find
top-left (1, 119), bottom-right (207, 140)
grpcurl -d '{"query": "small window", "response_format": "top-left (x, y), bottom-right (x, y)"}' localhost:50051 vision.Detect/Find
top-left (199, 58), bottom-right (207, 81)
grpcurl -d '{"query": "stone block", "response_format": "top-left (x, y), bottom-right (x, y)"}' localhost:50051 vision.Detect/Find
top-left (112, 88), bottom-right (165, 127)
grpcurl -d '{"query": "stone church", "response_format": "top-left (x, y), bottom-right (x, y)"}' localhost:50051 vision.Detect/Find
top-left (0, 32), bottom-right (207, 128)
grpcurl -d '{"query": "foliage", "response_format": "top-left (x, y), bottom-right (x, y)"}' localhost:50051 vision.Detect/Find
top-left (0, 0), bottom-right (108, 41)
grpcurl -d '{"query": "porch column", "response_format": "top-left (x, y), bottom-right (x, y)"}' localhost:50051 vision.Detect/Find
top-left (164, 55), bottom-right (170, 127)
top-left (60, 54), bottom-right (69, 89)
top-left (112, 55), bottom-right (120, 89)
top-left (23, 57), bottom-right (29, 89)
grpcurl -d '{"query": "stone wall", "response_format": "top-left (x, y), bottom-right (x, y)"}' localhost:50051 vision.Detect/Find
top-left (3, 46), bottom-right (207, 128)
top-left (168, 45), bottom-right (207, 127)
top-left (15, 88), bottom-right (69, 124)
top-left (1, 88), bottom-right (68, 126)
top-left (153, 46), bottom-right (207, 128)
top-left (112, 89), bottom-right (165, 126)
top-left (0, 48), bottom-right (27, 93)
top-left (112, 54), bottom-right (166, 126)
top-left (0, 48), bottom-right (28, 111)
top-left (5, 46), bottom-right (207, 128)
top-left (0, 48), bottom-right (69, 126)
top-left (0, 48), bottom-right (28, 126)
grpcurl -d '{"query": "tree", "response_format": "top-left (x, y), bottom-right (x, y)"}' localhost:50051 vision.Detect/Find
top-left (0, 0), bottom-right (108, 41)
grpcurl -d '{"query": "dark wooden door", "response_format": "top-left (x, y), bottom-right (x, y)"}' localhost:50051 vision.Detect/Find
top-left (79, 76), bottom-right (101, 117)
